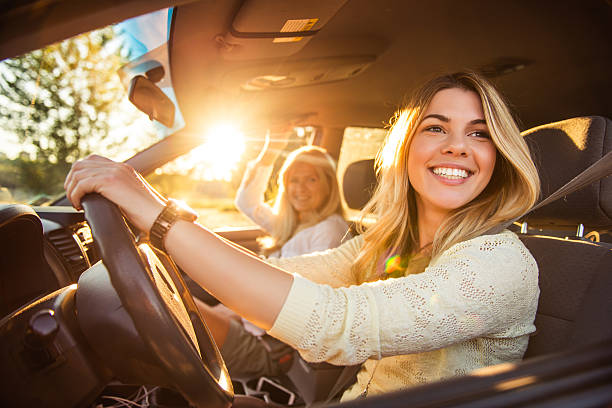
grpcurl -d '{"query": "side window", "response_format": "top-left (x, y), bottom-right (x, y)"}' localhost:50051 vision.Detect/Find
top-left (337, 127), bottom-right (388, 219)
top-left (144, 127), bottom-right (311, 230)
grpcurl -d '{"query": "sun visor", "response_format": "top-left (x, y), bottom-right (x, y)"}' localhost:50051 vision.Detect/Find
top-left (218, 0), bottom-right (348, 60)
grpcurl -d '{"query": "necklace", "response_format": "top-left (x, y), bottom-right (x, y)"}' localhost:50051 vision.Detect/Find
top-left (359, 360), bottom-right (381, 399)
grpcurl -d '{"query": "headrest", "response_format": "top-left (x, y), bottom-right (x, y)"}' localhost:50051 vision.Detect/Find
top-left (523, 116), bottom-right (611, 229)
top-left (341, 116), bottom-right (612, 229)
top-left (342, 159), bottom-right (376, 210)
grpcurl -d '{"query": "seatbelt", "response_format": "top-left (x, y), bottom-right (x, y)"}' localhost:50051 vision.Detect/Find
top-left (322, 364), bottom-right (360, 405)
top-left (485, 150), bottom-right (612, 235)
top-left (323, 151), bottom-right (612, 405)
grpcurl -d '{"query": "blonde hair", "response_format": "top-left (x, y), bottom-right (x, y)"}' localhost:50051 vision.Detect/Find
top-left (352, 71), bottom-right (540, 283)
top-left (261, 145), bottom-right (344, 254)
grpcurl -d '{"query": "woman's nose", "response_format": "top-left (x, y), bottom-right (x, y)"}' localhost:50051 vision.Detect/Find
top-left (294, 180), bottom-right (307, 192)
top-left (441, 133), bottom-right (468, 157)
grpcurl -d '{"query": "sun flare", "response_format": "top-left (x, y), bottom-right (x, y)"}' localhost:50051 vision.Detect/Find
top-left (198, 124), bottom-right (246, 180)
top-left (157, 123), bottom-right (246, 181)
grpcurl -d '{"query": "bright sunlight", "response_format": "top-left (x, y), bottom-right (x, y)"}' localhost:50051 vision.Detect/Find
top-left (158, 123), bottom-right (246, 181)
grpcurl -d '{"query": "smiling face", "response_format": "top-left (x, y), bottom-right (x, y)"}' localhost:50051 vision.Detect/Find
top-left (286, 161), bottom-right (329, 220)
top-left (408, 88), bottom-right (497, 221)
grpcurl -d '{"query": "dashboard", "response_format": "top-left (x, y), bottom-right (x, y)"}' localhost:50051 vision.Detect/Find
top-left (0, 204), bottom-right (99, 318)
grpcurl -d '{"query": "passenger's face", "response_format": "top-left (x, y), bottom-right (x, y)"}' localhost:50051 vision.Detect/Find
top-left (407, 88), bottom-right (497, 219)
top-left (286, 162), bottom-right (328, 218)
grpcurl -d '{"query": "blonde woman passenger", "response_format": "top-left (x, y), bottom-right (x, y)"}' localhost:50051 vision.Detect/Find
top-left (235, 130), bottom-right (349, 258)
top-left (65, 71), bottom-right (541, 401)
top-left (200, 132), bottom-right (351, 379)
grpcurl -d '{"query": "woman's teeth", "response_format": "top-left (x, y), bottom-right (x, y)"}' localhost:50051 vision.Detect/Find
top-left (432, 167), bottom-right (469, 179)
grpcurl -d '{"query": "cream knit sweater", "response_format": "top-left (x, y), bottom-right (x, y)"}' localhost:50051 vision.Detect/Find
top-left (266, 230), bottom-right (539, 400)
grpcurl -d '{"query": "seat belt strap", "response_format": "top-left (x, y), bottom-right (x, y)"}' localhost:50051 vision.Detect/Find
top-left (486, 150), bottom-right (612, 235)
top-left (322, 364), bottom-right (360, 405)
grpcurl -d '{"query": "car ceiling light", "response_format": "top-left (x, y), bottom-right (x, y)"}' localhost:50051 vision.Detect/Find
top-left (239, 56), bottom-right (376, 91)
top-left (478, 57), bottom-right (533, 78)
top-left (243, 75), bottom-right (296, 91)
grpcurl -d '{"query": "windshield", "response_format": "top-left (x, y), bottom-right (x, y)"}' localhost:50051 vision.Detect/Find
top-left (0, 17), bottom-right (166, 206)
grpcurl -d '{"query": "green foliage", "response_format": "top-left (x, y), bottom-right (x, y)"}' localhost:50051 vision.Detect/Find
top-left (0, 27), bottom-right (133, 198)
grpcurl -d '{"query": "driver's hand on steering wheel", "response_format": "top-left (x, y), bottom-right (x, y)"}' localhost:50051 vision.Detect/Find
top-left (64, 154), bottom-right (165, 233)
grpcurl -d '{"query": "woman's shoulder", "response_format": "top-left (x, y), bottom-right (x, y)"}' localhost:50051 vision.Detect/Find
top-left (427, 231), bottom-right (539, 310)
top-left (317, 213), bottom-right (350, 228)
top-left (436, 230), bottom-right (536, 270)
top-left (312, 214), bottom-right (351, 238)
top-left (299, 213), bottom-right (349, 234)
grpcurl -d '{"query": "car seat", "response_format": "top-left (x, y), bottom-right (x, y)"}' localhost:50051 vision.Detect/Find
top-left (0, 204), bottom-right (60, 318)
top-left (520, 116), bottom-right (612, 357)
top-left (341, 116), bottom-right (612, 359)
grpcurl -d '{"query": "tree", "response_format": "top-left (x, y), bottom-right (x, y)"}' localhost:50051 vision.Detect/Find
top-left (0, 27), bottom-right (140, 198)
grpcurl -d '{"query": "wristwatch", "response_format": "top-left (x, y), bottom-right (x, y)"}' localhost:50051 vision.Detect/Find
top-left (149, 198), bottom-right (198, 252)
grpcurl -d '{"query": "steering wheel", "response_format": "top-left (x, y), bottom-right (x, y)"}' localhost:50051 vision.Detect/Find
top-left (78, 194), bottom-right (233, 407)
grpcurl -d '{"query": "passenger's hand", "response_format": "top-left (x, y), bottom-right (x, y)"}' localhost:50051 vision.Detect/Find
top-left (266, 125), bottom-right (292, 152)
top-left (258, 126), bottom-right (292, 165)
top-left (64, 155), bottom-right (165, 233)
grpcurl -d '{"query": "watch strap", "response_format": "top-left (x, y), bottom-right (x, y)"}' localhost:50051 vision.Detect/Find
top-left (149, 199), bottom-right (197, 251)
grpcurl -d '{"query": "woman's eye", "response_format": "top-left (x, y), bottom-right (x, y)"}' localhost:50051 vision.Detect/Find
top-left (425, 125), bottom-right (444, 133)
top-left (470, 131), bottom-right (491, 139)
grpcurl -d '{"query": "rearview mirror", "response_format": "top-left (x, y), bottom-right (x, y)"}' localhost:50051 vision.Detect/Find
top-left (128, 75), bottom-right (175, 128)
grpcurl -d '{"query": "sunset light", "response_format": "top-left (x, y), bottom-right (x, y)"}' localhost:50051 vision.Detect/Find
top-left (199, 123), bottom-right (246, 180)
top-left (159, 123), bottom-right (246, 181)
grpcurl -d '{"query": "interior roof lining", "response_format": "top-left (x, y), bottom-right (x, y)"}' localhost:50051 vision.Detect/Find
top-left (169, 0), bottom-right (612, 133)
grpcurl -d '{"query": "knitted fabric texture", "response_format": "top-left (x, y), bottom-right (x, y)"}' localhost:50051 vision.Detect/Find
top-left (266, 230), bottom-right (539, 400)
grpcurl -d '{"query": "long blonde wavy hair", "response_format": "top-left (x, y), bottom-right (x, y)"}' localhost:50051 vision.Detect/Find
top-left (351, 71), bottom-right (540, 284)
top-left (261, 145), bottom-right (344, 254)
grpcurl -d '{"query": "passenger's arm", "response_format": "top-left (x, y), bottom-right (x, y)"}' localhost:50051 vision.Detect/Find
top-left (234, 164), bottom-right (277, 233)
top-left (234, 128), bottom-right (290, 232)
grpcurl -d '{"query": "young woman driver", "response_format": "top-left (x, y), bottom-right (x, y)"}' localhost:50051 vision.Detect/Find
top-left (64, 71), bottom-right (540, 401)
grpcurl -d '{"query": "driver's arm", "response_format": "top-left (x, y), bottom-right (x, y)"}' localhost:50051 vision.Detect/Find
top-left (165, 217), bottom-right (295, 331)
top-left (264, 236), bottom-right (361, 288)
top-left (64, 155), bottom-right (295, 332)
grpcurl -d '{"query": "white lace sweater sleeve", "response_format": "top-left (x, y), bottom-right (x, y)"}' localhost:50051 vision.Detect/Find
top-left (267, 230), bottom-right (539, 366)
top-left (234, 163), bottom-right (276, 233)
top-left (266, 234), bottom-right (362, 288)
